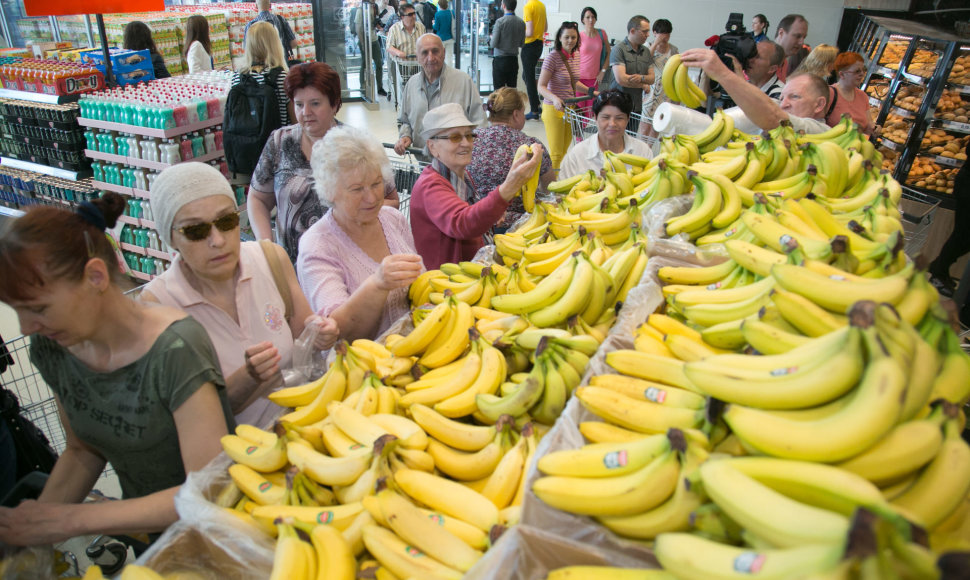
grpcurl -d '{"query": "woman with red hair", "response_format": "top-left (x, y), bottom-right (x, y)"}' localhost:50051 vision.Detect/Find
top-left (248, 63), bottom-right (399, 263)
top-left (826, 51), bottom-right (876, 135)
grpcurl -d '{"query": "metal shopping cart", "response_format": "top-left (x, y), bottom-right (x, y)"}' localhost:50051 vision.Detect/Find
top-left (390, 56), bottom-right (422, 111)
top-left (563, 97), bottom-right (654, 148)
top-left (383, 143), bottom-right (430, 221)
top-left (898, 187), bottom-right (942, 260)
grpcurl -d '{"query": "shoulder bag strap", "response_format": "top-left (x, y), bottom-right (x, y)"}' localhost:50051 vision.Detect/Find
top-left (599, 30), bottom-right (607, 69)
top-left (259, 239), bottom-right (293, 323)
top-left (826, 86), bottom-right (839, 118)
top-left (559, 49), bottom-right (578, 91)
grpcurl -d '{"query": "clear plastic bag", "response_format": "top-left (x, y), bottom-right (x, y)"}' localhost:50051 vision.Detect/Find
top-left (281, 322), bottom-right (328, 386)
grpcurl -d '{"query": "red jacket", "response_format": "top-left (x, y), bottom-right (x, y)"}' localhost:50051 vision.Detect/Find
top-left (410, 165), bottom-right (509, 270)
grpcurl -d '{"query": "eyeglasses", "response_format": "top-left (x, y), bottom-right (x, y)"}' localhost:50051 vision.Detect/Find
top-left (429, 132), bottom-right (478, 144)
top-left (175, 212), bottom-right (240, 242)
top-left (402, 11), bottom-right (416, 16)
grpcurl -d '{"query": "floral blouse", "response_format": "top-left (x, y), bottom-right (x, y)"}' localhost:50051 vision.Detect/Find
top-left (467, 124), bottom-right (552, 231)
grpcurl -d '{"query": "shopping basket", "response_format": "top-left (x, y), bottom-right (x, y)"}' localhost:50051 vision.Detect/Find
top-left (898, 187), bottom-right (941, 260)
top-left (383, 143), bottom-right (429, 221)
top-left (391, 56), bottom-right (422, 111)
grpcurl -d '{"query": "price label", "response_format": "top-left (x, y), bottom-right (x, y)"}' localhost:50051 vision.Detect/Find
top-left (948, 83), bottom-right (970, 95)
top-left (883, 140), bottom-right (898, 151)
top-left (934, 155), bottom-right (963, 168)
top-left (892, 106), bottom-right (915, 119)
top-left (875, 65), bottom-right (895, 77)
top-left (942, 121), bottom-right (970, 133)
top-left (869, 97), bottom-right (881, 107)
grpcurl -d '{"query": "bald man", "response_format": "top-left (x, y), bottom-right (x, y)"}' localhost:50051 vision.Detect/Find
top-left (245, 0), bottom-right (298, 61)
top-left (680, 47), bottom-right (829, 134)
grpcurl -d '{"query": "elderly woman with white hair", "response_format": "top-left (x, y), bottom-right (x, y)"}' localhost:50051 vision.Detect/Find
top-left (141, 162), bottom-right (339, 427)
top-left (298, 125), bottom-right (423, 341)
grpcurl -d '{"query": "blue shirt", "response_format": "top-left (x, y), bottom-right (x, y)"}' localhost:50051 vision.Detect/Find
top-left (434, 9), bottom-right (454, 41)
top-left (244, 11), bottom-right (297, 58)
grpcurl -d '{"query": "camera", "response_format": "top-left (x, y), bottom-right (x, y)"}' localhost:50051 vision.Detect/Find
top-left (713, 13), bottom-right (758, 71)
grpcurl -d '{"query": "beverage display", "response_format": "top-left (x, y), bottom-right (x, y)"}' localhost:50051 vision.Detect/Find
top-left (0, 58), bottom-right (104, 96)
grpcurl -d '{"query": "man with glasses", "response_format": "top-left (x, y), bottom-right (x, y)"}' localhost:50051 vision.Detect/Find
top-left (775, 14), bottom-right (809, 82)
top-left (387, 3), bottom-right (427, 61)
top-left (395, 34), bottom-right (484, 156)
top-left (520, 0), bottom-right (547, 120)
top-left (744, 40), bottom-right (786, 100)
top-left (610, 15), bottom-right (654, 131)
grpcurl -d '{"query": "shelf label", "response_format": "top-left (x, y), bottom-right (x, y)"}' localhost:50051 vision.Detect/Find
top-left (948, 83), bottom-right (970, 95)
top-left (941, 121), bottom-right (970, 133)
top-left (934, 155), bottom-right (963, 168)
top-left (882, 139), bottom-right (899, 151)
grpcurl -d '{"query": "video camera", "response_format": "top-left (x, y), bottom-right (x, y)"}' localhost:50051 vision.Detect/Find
top-left (712, 13), bottom-right (758, 71)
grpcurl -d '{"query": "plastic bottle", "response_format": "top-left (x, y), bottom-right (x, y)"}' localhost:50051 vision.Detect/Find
top-left (91, 161), bottom-right (104, 182)
top-left (195, 97), bottom-right (208, 122)
top-left (141, 199), bottom-right (152, 220)
top-left (203, 129), bottom-right (216, 154)
top-left (213, 128), bottom-right (223, 151)
top-left (134, 169), bottom-right (147, 192)
top-left (206, 96), bottom-right (220, 120)
top-left (172, 102), bottom-right (188, 127)
top-left (191, 133), bottom-right (205, 158)
top-left (178, 138), bottom-right (194, 162)
top-left (84, 130), bottom-right (97, 151)
top-left (142, 138), bottom-right (158, 163)
top-left (159, 103), bottom-right (175, 130)
top-left (184, 98), bottom-right (199, 124)
top-left (116, 134), bottom-right (129, 157)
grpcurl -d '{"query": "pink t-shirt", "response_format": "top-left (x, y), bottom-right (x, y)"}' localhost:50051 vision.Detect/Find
top-left (825, 85), bottom-right (874, 135)
top-left (541, 49), bottom-right (581, 104)
top-left (296, 206), bottom-right (418, 338)
top-left (143, 241), bottom-right (291, 426)
top-left (579, 29), bottom-right (608, 80)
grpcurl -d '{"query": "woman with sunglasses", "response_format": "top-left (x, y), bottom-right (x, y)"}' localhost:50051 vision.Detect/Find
top-left (537, 21), bottom-right (594, 171)
top-left (560, 89), bottom-right (652, 179)
top-left (0, 191), bottom-right (232, 546)
top-left (411, 103), bottom-right (543, 270)
top-left (141, 163), bottom-right (338, 427)
top-left (825, 51), bottom-right (876, 135)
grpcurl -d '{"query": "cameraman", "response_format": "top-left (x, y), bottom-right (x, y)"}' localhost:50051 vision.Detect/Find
top-left (680, 48), bottom-right (830, 134)
top-left (745, 40), bottom-right (786, 100)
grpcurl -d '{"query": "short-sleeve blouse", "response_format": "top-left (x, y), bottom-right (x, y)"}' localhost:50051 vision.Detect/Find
top-left (541, 49), bottom-right (581, 105)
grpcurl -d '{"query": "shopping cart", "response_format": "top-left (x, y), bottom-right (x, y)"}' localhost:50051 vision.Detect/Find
top-left (898, 187), bottom-right (941, 260)
top-left (390, 56), bottom-right (422, 110)
top-left (383, 143), bottom-right (430, 221)
top-left (562, 96), bottom-right (656, 148)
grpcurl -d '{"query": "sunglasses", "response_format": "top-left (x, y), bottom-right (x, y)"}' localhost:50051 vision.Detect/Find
top-left (175, 211), bottom-right (240, 242)
top-left (402, 11), bottom-right (416, 16)
top-left (429, 132), bottom-right (478, 144)
top-left (562, 21), bottom-right (578, 28)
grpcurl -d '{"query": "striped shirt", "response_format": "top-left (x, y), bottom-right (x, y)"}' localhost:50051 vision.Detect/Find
top-left (230, 67), bottom-right (290, 126)
top-left (541, 49), bottom-right (580, 104)
top-left (387, 21), bottom-right (426, 60)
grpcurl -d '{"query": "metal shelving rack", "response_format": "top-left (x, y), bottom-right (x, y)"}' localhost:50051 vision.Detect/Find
top-left (850, 15), bottom-right (969, 211)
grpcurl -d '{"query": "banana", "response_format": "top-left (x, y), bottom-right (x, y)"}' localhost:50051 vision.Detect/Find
top-left (892, 413), bottom-right (970, 530)
top-left (589, 374), bottom-right (706, 409)
top-left (307, 523), bottom-right (356, 580)
top-left (523, 231), bottom-right (582, 263)
top-left (595, 443), bottom-right (707, 540)
top-left (393, 468), bottom-right (500, 532)
top-left (407, 405), bottom-right (490, 452)
top-left (491, 255), bottom-right (578, 314)
top-left (221, 429), bottom-right (288, 473)
top-left (835, 406), bottom-right (945, 486)
top-left (654, 533), bottom-right (844, 579)
top-left (771, 287), bottom-right (846, 337)
top-left (683, 325), bottom-right (863, 409)
top-left (605, 350), bottom-right (695, 391)
top-left (277, 352), bottom-right (348, 425)
top-left (390, 300), bottom-right (451, 357)
top-left (400, 345), bottom-right (482, 408)
top-left (269, 373), bottom-right (329, 408)
top-left (710, 173), bottom-right (743, 229)
top-left (532, 445), bottom-right (680, 517)
top-left (548, 173), bottom-right (586, 193)
top-left (771, 263), bottom-right (908, 314)
top-left (670, 275), bottom-right (775, 308)
top-left (537, 432), bottom-right (670, 478)
top-left (529, 253), bottom-right (595, 327)
top-left (286, 441), bottom-right (371, 487)
top-left (268, 522), bottom-right (315, 580)
top-left (252, 502), bottom-right (365, 530)
top-left (678, 290), bottom-right (772, 328)
top-left (228, 463), bottom-right (286, 506)
top-left (661, 53), bottom-right (682, 105)
top-left (687, 109), bottom-right (725, 150)
top-left (658, 258), bottom-right (738, 286)
top-left (480, 428), bottom-right (528, 508)
top-left (666, 173), bottom-right (722, 237)
top-left (531, 355), bottom-right (569, 425)
top-left (374, 487), bottom-right (482, 572)
top-left (367, 414), bottom-right (427, 450)
top-left (420, 298), bottom-right (473, 368)
top-left (743, 212), bottom-right (833, 261)
top-left (724, 317), bottom-right (906, 462)
top-left (929, 328), bottom-right (970, 404)
top-left (426, 429), bottom-right (505, 481)
top-left (476, 375), bottom-right (544, 422)
top-left (361, 525), bottom-right (463, 580)
top-left (575, 386), bottom-right (704, 434)
top-left (434, 339), bottom-right (507, 418)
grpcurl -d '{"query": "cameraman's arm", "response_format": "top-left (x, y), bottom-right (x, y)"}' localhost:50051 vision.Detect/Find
top-left (680, 48), bottom-right (787, 131)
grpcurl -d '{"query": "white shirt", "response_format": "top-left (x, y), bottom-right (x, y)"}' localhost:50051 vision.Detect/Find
top-left (559, 133), bottom-right (654, 179)
top-left (186, 41), bottom-right (213, 74)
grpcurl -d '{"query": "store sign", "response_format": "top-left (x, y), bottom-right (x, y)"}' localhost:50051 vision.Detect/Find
top-left (24, 0), bottom-right (164, 17)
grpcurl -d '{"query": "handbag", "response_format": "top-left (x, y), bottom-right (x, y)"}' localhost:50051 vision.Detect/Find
top-left (259, 239), bottom-right (293, 323)
top-left (1, 388), bottom-right (58, 479)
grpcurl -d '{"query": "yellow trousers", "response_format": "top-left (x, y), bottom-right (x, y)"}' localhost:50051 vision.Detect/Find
top-left (541, 103), bottom-right (572, 172)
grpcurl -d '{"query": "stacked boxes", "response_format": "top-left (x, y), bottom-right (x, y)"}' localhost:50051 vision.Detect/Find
top-left (79, 48), bottom-right (155, 86)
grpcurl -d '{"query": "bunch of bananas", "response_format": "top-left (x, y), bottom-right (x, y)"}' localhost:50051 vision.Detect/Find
top-left (659, 54), bottom-right (707, 110)
top-left (512, 143), bottom-right (543, 212)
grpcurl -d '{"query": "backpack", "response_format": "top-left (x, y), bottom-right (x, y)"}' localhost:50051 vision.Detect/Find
top-left (1, 388), bottom-right (58, 480)
top-left (417, 1), bottom-right (436, 33)
top-left (224, 68), bottom-right (284, 175)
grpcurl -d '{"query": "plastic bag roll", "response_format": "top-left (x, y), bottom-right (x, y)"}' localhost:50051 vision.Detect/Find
top-left (724, 106), bottom-right (762, 135)
top-left (652, 102), bottom-right (713, 135)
